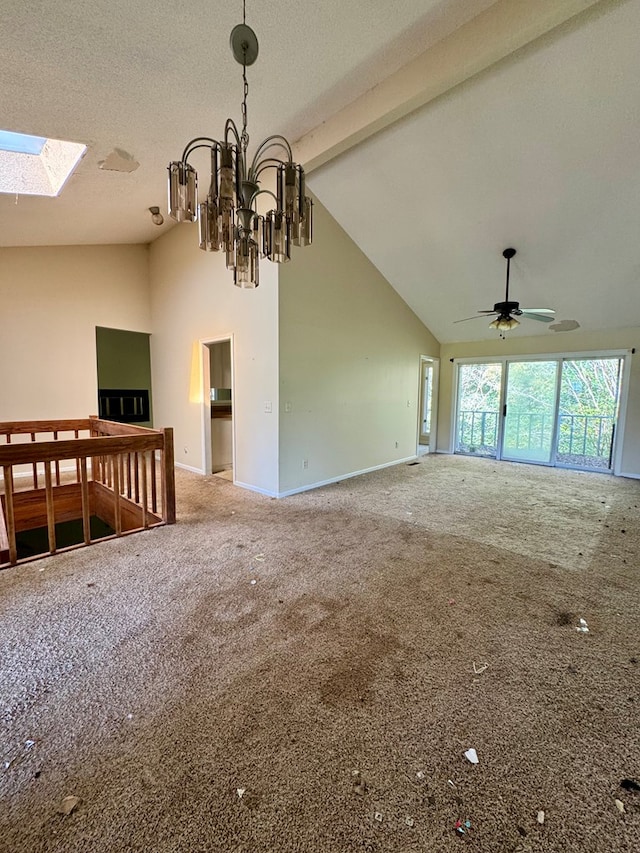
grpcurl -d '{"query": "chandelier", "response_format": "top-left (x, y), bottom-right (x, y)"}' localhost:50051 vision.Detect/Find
top-left (167, 1), bottom-right (313, 289)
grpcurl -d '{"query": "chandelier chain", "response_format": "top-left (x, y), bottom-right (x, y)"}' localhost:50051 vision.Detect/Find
top-left (241, 61), bottom-right (249, 153)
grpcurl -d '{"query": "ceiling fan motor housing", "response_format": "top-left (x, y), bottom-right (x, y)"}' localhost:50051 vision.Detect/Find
top-left (494, 300), bottom-right (520, 315)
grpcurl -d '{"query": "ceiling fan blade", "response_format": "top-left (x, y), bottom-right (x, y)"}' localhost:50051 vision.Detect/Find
top-left (521, 311), bottom-right (555, 322)
top-left (453, 313), bottom-right (497, 323)
top-left (520, 308), bottom-right (555, 314)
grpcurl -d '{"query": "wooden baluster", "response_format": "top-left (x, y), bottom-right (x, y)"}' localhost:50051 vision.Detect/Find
top-left (44, 461), bottom-right (56, 555)
top-left (112, 455), bottom-right (122, 535)
top-left (150, 451), bottom-right (157, 513)
top-left (53, 430), bottom-right (61, 485)
top-left (126, 453), bottom-right (132, 498)
top-left (91, 453), bottom-right (99, 484)
top-left (3, 465), bottom-right (17, 565)
top-left (31, 432), bottom-right (38, 488)
top-left (80, 457), bottom-right (91, 545)
top-left (118, 454), bottom-right (125, 496)
top-left (74, 430), bottom-right (80, 482)
top-left (134, 453), bottom-right (140, 504)
top-left (140, 451), bottom-right (149, 529)
top-left (161, 428), bottom-right (176, 524)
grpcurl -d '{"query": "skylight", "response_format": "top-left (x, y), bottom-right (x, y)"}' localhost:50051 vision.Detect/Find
top-left (0, 129), bottom-right (86, 197)
top-left (0, 130), bottom-right (47, 156)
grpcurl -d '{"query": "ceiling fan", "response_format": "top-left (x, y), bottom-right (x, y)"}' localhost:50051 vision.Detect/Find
top-left (455, 248), bottom-right (555, 332)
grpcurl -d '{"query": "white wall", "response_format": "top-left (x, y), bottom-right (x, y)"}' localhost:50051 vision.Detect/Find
top-left (278, 197), bottom-right (440, 494)
top-left (0, 245), bottom-right (150, 421)
top-left (438, 327), bottom-right (640, 477)
top-left (148, 223), bottom-right (280, 495)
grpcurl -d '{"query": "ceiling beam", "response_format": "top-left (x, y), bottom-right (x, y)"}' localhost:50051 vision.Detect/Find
top-left (294, 0), bottom-right (610, 172)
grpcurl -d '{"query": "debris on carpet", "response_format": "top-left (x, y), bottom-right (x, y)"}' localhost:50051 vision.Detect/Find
top-left (58, 795), bottom-right (82, 815)
top-left (464, 748), bottom-right (479, 764)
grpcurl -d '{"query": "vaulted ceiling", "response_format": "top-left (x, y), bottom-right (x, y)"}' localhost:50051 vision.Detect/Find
top-left (2, 0), bottom-right (638, 343)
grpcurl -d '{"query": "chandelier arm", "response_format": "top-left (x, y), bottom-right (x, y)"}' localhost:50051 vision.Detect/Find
top-left (253, 159), bottom-right (288, 180)
top-left (250, 188), bottom-right (279, 209)
top-left (250, 136), bottom-right (293, 172)
top-left (181, 138), bottom-right (219, 163)
top-left (225, 119), bottom-right (242, 148)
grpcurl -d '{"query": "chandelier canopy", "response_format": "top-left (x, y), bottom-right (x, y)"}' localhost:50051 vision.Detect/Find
top-left (167, 1), bottom-right (313, 289)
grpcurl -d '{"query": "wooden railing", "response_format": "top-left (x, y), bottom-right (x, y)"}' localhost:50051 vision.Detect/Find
top-left (0, 417), bottom-right (175, 568)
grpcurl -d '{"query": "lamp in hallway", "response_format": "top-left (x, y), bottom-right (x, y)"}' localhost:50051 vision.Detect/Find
top-left (167, 0), bottom-right (313, 289)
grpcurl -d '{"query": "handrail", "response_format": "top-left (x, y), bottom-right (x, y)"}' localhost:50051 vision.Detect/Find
top-left (0, 418), bottom-right (92, 435)
top-left (0, 433), bottom-right (163, 466)
top-left (0, 416), bottom-right (175, 569)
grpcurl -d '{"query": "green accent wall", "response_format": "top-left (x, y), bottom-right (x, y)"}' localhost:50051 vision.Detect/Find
top-left (96, 327), bottom-right (153, 426)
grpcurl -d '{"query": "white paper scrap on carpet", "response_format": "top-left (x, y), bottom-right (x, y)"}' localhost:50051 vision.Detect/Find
top-left (464, 748), bottom-right (479, 764)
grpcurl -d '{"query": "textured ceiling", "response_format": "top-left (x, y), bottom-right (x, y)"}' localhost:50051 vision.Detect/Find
top-left (1, 0), bottom-right (638, 345)
top-left (0, 0), bottom-right (492, 247)
top-left (308, 0), bottom-right (640, 342)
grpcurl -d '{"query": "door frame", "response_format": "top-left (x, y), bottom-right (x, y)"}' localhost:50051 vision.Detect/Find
top-left (451, 348), bottom-right (631, 474)
top-left (417, 356), bottom-right (439, 453)
top-left (501, 358), bottom-right (561, 466)
top-left (200, 334), bottom-right (235, 477)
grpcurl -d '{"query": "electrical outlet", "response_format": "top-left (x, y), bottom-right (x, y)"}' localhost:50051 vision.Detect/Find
top-left (395, 441), bottom-right (399, 448)
top-left (302, 459), bottom-right (309, 469)
top-left (285, 401), bottom-right (292, 413)
top-left (264, 401), bottom-right (272, 413)
top-left (184, 447), bottom-right (188, 454)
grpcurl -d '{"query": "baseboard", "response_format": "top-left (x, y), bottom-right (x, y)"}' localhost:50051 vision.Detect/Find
top-left (277, 456), bottom-right (417, 498)
top-left (175, 461), bottom-right (205, 475)
top-left (618, 471), bottom-right (640, 480)
top-left (233, 480), bottom-right (277, 498)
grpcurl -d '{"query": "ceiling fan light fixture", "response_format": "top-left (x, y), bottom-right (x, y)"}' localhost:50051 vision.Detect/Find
top-left (489, 315), bottom-right (520, 331)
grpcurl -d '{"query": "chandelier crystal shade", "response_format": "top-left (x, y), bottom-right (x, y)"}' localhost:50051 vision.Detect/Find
top-left (167, 2), bottom-right (313, 289)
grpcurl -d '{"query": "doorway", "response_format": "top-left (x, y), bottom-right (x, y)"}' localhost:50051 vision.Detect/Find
top-left (454, 354), bottom-right (625, 472)
top-left (202, 338), bottom-right (234, 480)
top-left (418, 357), bottom-right (439, 453)
top-left (96, 327), bottom-right (153, 427)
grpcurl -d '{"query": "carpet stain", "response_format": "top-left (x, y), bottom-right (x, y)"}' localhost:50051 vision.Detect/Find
top-left (319, 627), bottom-right (403, 706)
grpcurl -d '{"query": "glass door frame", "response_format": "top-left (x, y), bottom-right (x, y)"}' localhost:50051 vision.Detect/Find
top-left (553, 356), bottom-right (624, 473)
top-left (451, 349), bottom-right (632, 474)
top-left (501, 358), bottom-right (562, 466)
top-left (454, 360), bottom-right (505, 458)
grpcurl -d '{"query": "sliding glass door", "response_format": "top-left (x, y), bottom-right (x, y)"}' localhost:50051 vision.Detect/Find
top-left (556, 358), bottom-right (621, 470)
top-left (502, 361), bottom-right (559, 464)
top-left (454, 355), bottom-right (624, 472)
top-left (455, 362), bottom-right (503, 457)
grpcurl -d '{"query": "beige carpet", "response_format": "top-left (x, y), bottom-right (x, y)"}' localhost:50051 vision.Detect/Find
top-left (1, 455), bottom-right (639, 852)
